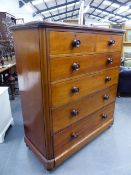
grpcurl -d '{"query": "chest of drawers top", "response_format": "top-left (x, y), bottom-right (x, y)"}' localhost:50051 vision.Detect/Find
top-left (12, 21), bottom-right (124, 54)
top-left (12, 21), bottom-right (124, 33)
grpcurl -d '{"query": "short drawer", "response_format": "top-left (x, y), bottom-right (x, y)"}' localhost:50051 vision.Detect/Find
top-left (51, 67), bottom-right (119, 108)
top-left (52, 85), bottom-right (117, 133)
top-left (50, 52), bottom-right (121, 82)
top-left (53, 103), bottom-right (115, 156)
top-left (49, 31), bottom-right (96, 56)
top-left (96, 34), bottom-right (123, 52)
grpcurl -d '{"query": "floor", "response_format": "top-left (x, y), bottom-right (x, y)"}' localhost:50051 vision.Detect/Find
top-left (0, 96), bottom-right (131, 175)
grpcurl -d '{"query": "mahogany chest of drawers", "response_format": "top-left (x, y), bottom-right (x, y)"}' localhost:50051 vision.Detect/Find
top-left (12, 22), bottom-right (124, 170)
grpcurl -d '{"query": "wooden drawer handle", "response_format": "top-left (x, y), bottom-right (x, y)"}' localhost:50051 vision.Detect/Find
top-left (108, 39), bottom-right (115, 46)
top-left (107, 58), bottom-right (113, 64)
top-left (105, 76), bottom-right (112, 82)
top-left (71, 132), bottom-right (78, 139)
top-left (71, 109), bottom-right (79, 117)
top-left (72, 39), bottom-right (81, 48)
top-left (71, 87), bottom-right (80, 94)
top-left (72, 63), bottom-right (80, 71)
top-left (103, 94), bottom-right (109, 100)
top-left (101, 113), bottom-right (108, 119)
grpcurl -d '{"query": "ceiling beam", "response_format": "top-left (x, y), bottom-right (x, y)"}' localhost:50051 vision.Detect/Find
top-left (71, 2), bottom-right (76, 18)
top-left (96, 1), bottom-right (113, 20)
top-left (30, 1), bottom-right (45, 18)
top-left (43, 0), bottom-right (54, 20)
top-left (90, 5), bottom-right (130, 19)
top-left (88, 0), bottom-right (104, 17)
top-left (107, 0), bottom-right (131, 5)
top-left (86, 13), bottom-right (120, 23)
top-left (66, 0), bottom-right (67, 18)
top-left (44, 8), bottom-right (80, 20)
top-left (54, 0), bottom-right (61, 20)
top-left (106, 0), bottom-right (131, 21)
top-left (33, 0), bottom-right (80, 16)
top-left (89, 0), bottom-right (131, 23)
top-left (106, 0), bottom-right (123, 5)
top-left (56, 12), bottom-right (121, 24)
top-left (55, 14), bottom-right (78, 21)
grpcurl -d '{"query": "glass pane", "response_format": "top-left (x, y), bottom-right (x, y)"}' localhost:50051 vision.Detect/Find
top-left (127, 30), bottom-right (131, 41)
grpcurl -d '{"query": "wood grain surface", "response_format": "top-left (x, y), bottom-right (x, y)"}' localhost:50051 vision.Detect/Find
top-left (53, 103), bottom-right (115, 156)
top-left (50, 52), bottom-right (121, 82)
top-left (51, 67), bottom-right (119, 108)
top-left (52, 85), bottom-right (117, 132)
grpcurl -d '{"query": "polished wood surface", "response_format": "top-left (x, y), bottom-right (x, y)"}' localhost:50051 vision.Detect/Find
top-left (12, 22), bottom-right (124, 170)
top-left (49, 31), bottom-right (96, 55)
top-left (39, 29), bottom-right (54, 159)
top-left (53, 103), bottom-right (115, 156)
top-left (50, 52), bottom-right (121, 82)
top-left (55, 118), bottom-right (113, 166)
top-left (49, 32), bottom-right (122, 57)
top-left (52, 85), bottom-right (117, 133)
top-left (96, 34), bottom-right (123, 52)
top-left (13, 29), bottom-right (47, 157)
top-left (11, 21), bottom-right (125, 34)
top-left (51, 67), bottom-right (119, 108)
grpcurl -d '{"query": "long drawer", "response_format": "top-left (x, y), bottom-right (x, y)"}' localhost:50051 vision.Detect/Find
top-left (50, 52), bottom-right (121, 82)
top-left (53, 103), bottom-right (115, 156)
top-left (49, 31), bottom-right (122, 56)
top-left (51, 67), bottom-right (119, 108)
top-left (52, 85), bottom-right (117, 133)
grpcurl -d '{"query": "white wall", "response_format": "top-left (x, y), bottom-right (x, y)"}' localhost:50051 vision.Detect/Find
top-left (125, 20), bottom-right (131, 26)
top-left (85, 18), bottom-right (110, 28)
top-left (0, 0), bottom-right (40, 23)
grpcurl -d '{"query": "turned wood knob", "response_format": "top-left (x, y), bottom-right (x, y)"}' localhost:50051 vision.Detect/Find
top-left (71, 87), bottom-right (80, 94)
top-left (101, 113), bottom-right (108, 119)
top-left (71, 132), bottom-right (78, 139)
top-left (107, 58), bottom-right (113, 64)
top-left (105, 76), bottom-right (112, 82)
top-left (72, 63), bottom-right (80, 71)
top-left (71, 109), bottom-right (79, 117)
top-left (72, 39), bottom-right (81, 48)
top-left (108, 39), bottom-right (115, 46)
top-left (103, 94), bottom-right (109, 100)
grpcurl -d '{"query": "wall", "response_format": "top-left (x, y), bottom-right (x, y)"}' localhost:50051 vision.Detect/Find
top-left (85, 18), bottom-right (110, 28)
top-left (125, 20), bottom-right (131, 26)
top-left (0, 0), bottom-right (39, 22)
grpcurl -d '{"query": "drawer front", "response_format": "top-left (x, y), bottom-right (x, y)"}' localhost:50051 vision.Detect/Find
top-left (49, 31), bottom-right (96, 55)
top-left (51, 67), bottom-right (119, 108)
top-left (52, 85), bottom-right (117, 133)
top-left (96, 34), bottom-right (123, 52)
top-left (50, 52), bottom-right (121, 82)
top-left (53, 103), bottom-right (115, 156)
